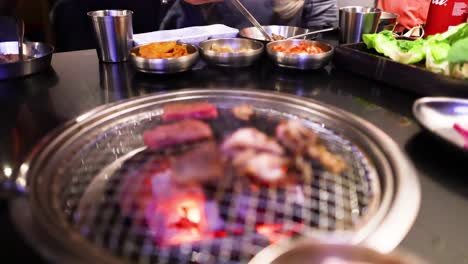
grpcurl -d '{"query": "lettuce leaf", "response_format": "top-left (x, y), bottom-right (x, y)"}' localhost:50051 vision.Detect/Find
top-left (362, 33), bottom-right (377, 49)
top-left (363, 30), bottom-right (425, 64)
top-left (362, 25), bottom-right (468, 79)
top-left (427, 23), bottom-right (468, 44)
top-left (447, 37), bottom-right (468, 64)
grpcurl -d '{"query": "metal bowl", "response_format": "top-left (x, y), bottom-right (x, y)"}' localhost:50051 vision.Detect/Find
top-left (130, 42), bottom-right (199, 74)
top-left (377, 12), bottom-right (399, 32)
top-left (239, 25), bottom-right (316, 43)
top-left (266, 39), bottom-right (334, 70)
top-left (199, 38), bottom-right (264, 67)
top-left (0, 41), bottom-right (54, 80)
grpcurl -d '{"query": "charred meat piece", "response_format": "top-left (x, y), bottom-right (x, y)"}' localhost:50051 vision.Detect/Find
top-left (171, 141), bottom-right (225, 186)
top-left (308, 144), bottom-right (346, 174)
top-left (276, 120), bottom-right (346, 174)
top-left (162, 102), bottom-right (218, 121)
top-left (276, 120), bottom-right (318, 154)
top-left (143, 119), bottom-right (213, 150)
top-left (221, 128), bottom-right (284, 156)
top-left (233, 150), bottom-right (289, 184)
top-left (232, 104), bottom-right (254, 121)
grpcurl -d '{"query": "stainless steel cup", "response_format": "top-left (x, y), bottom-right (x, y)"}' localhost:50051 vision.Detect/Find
top-left (88, 10), bottom-right (133, 63)
top-left (339, 6), bottom-right (381, 44)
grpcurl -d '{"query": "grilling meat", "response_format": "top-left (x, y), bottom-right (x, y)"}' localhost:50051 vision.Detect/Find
top-left (171, 141), bottom-right (225, 186)
top-left (232, 104), bottom-right (254, 121)
top-left (162, 102), bottom-right (218, 121)
top-left (276, 120), bottom-right (346, 174)
top-left (222, 128), bottom-right (288, 184)
top-left (232, 150), bottom-right (289, 184)
top-left (221, 128), bottom-right (284, 156)
top-left (143, 119), bottom-right (213, 150)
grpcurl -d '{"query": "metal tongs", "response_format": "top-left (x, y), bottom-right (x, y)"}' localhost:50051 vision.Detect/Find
top-left (285, 27), bottom-right (335, 40)
top-left (230, 0), bottom-right (273, 41)
top-left (16, 18), bottom-right (24, 61)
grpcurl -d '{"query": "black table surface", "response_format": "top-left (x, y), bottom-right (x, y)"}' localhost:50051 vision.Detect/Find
top-left (1, 48), bottom-right (468, 263)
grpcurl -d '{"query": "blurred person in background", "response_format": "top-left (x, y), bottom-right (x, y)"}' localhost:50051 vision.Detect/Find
top-left (160, 0), bottom-right (338, 29)
top-left (377, 0), bottom-right (430, 32)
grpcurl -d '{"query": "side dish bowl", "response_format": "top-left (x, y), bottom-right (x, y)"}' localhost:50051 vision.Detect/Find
top-left (199, 38), bottom-right (264, 67)
top-left (266, 39), bottom-right (334, 70)
top-left (0, 41), bottom-right (54, 80)
top-left (130, 42), bottom-right (199, 74)
top-left (239, 25), bottom-right (317, 43)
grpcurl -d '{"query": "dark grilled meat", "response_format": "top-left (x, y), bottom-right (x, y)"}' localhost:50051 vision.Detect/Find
top-left (171, 141), bottom-right (225, 186)
top-left (162, 102), bottom-right (218, 121)
top-left (276, 120), bottom-right (318, 154)
top-left (276, 120), bottom-right (346, 174)
top-left (143, 119), bottom-right (213, 150)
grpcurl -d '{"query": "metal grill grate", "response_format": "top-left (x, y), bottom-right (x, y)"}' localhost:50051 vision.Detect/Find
top-left (57, 106), bottom-right (378, 264)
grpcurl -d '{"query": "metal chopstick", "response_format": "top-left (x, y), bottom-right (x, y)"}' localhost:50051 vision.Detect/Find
top-left (230, 0), bottom-right (272, 41)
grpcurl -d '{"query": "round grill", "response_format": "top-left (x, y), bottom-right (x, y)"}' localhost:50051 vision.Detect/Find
top-left (18, 90), bottom-right (419, 264)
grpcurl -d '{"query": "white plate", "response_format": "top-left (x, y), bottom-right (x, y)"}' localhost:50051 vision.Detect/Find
top-left (133, 24), bottom-right (239, 46)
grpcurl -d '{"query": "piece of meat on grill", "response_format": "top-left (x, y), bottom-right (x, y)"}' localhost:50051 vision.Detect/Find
top-left (308, 144), bottom-right (347, 174)
top-left (221, 128), bottom-right (284, 156)
top-left (143, 119), bottom-right (213, 150)
top-left (276, 120), bottom-right (346, 174)
top-left (222, 128), bottom-right (288, 184)
top-left (118, 155), bottom-right (171, 218)
top-left (162, 102), bottom-right (218, 121)
top-left (233, 150), bottom-right (289, 184)
top-left (171, 141), bottom-right (225, 186)
top-left (275, 120), bottom-right (318, 154)
top-left (231, 104), bottom-right (254, 121)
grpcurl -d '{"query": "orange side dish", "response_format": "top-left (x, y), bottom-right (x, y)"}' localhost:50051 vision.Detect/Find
top-left (136, 41), bottom-right (189, 59)
top-left (271, 42), bottom-right (325, 55)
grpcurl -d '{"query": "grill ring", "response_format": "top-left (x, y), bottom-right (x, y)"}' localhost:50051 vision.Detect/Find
top-left (11, 89), bottom-right (420, 263)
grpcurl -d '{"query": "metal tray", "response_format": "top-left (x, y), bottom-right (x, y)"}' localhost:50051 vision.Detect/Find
top-left (333, 43), bottom-right (468, 97)
top-left (0, 41), bottom-right (54, 80)
top-left (6, 89), bottom-right (419, 263)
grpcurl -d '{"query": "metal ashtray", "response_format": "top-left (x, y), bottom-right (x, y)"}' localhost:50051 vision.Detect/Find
top-left (0, 41), bottom-right (54, 80)
top-left (266, 39), bottom-right (334, 70)
top-left (249, 239), bottom-right (428, 264)
top-left (413, 97), bottom-right (468, 151)
top-left (130, 42), bottom-right (199, 74)
top-left (199, 38), bottom-right (264, 67)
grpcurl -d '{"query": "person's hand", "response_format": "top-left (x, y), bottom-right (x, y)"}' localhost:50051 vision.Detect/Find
top-left (184, 0), bottom-right (223, 5)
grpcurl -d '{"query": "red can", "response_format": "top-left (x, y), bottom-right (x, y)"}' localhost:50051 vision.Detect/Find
top-left (425, 0), bottom-right (468, 36)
